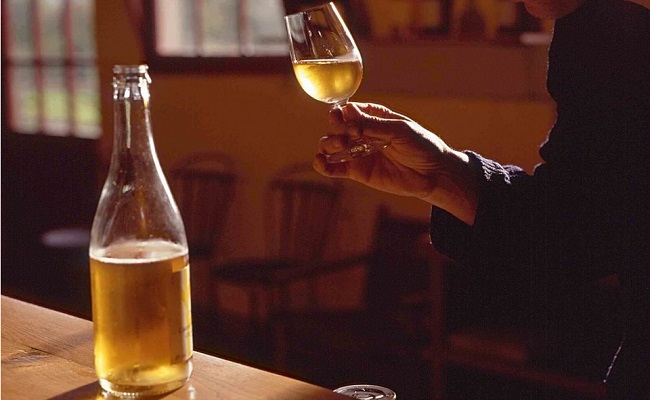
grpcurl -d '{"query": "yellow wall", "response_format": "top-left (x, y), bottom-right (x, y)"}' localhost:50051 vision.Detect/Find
top-left (96, 1), bottom-right (554, 265)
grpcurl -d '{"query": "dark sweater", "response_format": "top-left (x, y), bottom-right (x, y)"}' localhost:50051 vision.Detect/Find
top-left (430, 0), bottom-right (650, 397)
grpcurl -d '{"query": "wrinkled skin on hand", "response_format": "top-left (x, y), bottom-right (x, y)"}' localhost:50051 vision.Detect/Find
top-left (315, 103), bottom-right (454, 199)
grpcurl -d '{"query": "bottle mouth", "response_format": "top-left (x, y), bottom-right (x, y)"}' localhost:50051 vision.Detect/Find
top-left (112, 64), bottom-right (151, 89)
top-left (113, 64), bottom-right (149, 75)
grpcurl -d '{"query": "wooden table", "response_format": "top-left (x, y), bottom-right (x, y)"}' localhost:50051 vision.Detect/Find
top-left (1, 296), bottom-right (348, 399)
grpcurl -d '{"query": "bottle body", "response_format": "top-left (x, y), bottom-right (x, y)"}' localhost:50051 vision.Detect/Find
top-left (90, 240), bottom-right (192, 396)
top-left (90, 65), bottom-right (192, 397)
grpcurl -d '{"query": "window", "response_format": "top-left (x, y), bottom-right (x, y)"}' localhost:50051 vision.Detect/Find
top-left (1, 0), bottom-right (100, 139)
top-left (145, 0), bottom-right (290, 73)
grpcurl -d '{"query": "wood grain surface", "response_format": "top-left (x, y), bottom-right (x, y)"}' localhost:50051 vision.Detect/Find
top-left (1, 296), bottom-right (348, 400)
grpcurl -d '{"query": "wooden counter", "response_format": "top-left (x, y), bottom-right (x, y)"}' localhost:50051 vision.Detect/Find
top-left (1, 296), bottom-right (348, 399)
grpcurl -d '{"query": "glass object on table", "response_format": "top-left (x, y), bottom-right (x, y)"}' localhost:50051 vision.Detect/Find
top-left (284, 2), bottom-right (389, 163)
top-left (334, 384), bottom-right (397, 399)
top-left (89, 64), bottom-right (193, 398)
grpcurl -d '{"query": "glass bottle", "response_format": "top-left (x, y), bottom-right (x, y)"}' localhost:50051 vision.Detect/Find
top-left (89, 65), bottom-right (192, 397)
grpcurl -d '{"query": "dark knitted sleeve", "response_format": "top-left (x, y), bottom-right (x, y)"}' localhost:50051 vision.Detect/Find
top-left (429, 0), bottom-right (649, 285)
top-left (430, 151), bottom-right (616, 285)
top-left (430, 151), bottom-right (529, 268)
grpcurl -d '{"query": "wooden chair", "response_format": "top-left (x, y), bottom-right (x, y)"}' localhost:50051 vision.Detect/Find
top-left (209, 162), bottom-right (344, 363)
top-left (167, 151), bottom-right (237, 336)
top-left (268, 204), bottom-right (618, 399)
top-left (168, 151), bottom-right (237, 264)
top-left (269, 206), bottom-right (435, 398)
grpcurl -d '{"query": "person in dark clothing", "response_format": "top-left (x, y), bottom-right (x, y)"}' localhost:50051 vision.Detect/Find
top-left (313, 0), bottom-right (650, 398)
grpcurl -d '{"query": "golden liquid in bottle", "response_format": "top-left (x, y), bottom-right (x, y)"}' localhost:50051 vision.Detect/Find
top-left (90, 240), bottom-right (192, 397)
top-left (293, 59), bottom-right (363, 104)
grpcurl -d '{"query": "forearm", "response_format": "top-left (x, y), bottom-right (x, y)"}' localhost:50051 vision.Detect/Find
top-left (419, 149), bottom-right (479, 226)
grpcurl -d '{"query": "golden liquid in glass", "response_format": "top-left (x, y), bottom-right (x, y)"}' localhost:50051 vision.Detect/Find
top-left (293, 59), bottom-right (363, 104)
top-left (90, 240), bottom-right (192, 397)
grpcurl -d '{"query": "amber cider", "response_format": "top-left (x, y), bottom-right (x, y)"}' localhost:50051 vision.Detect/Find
top-left (293, 58), bottom-right (362, 104)
top-left (90, 240), bottom-right (192, 397)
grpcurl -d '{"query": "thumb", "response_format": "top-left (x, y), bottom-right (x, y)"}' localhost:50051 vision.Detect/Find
top-left (344, 102), bottom-right (411, 121)
top-left (342, 103), bottom-right (407, 141)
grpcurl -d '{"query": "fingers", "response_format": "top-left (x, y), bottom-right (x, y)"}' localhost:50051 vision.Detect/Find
top-left (321, 102), bottom-right (408, 161)
top-left (329, 102), bottom-right (407, 130)
top-left (327, 103), bottom-right (406, 143)
top-left (318, 134), bottom-right (349, 155)
top-left (328, 107), bottom-right (347, 135)
top-left (329, 107), bottom-right (362, 138)
top-left (313, 153), bottom-right (349, 178)
top-left (345, 102), bottom-right (411, 122)
top-left (341, 103), bottom-right (406, 142)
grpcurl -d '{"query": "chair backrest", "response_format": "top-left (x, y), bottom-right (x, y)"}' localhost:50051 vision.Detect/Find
top-left (365, 206), bottom-right (432, 311)
top-left (168, 152), bottom-right (237, 262)
top-left (264, 162), bottom-right (343, 263)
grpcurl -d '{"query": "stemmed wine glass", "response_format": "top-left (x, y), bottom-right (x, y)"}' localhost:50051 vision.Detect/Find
top-left (284, 2), bottom-right (389, 163)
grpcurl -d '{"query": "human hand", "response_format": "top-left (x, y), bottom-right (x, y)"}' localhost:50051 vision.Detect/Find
top-left (314, 102), bottom-right (478, 224)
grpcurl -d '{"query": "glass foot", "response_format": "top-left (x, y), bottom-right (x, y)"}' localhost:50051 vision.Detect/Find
top-left (325, 139), bottom-right (389, 163)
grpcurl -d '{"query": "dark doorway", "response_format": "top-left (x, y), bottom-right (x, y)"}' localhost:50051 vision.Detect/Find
top-left (2, 130), bottom-right (100, 318)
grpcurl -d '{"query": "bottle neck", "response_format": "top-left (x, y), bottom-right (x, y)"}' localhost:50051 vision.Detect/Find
top-left (112, 69), bottom-right (154, 157)
top-left (109, 66), bottom-right (166, 195)
top-left (90, 65), bottom-right (186, 252)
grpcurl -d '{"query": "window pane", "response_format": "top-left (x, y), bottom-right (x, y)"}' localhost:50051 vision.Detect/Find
top-left (9, 66), bottom-right (39, 133)
top-left (243, 0), bottom-right (287, 56)
top-left (73, 66), bottom-right (101, 139)
top-left (201, 0), bottom-right (239, 56)
top-left (71, 0), bottom-right (96, 59)
top-left (39, 0), bottom-right (66, 59)
top-left (7, 0), bottom-right (35, 60)
top-left (43, 66), bottom-right (70, 135)
top-left (153, 0), bottom-right (289, 59)
top-left (155, 0), bottom-right (196, 56)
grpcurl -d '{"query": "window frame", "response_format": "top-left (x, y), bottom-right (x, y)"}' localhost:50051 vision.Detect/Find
top-left (142, 0), bottom-right (291, 75)
top-left (1, 0), bottom-right (100, 139)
